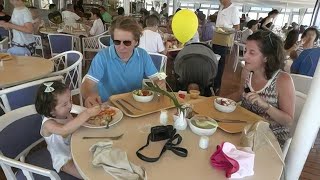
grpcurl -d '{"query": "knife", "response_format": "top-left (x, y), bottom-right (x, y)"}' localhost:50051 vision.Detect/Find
top-left (120, 99), bottom-right (142, 111)
top-left (215, 119), bottom-right (248, 123)
top-left (116, 100), bottom-right (133, 115)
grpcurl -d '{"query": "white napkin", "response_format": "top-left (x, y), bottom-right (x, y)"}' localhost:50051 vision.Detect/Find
top-left (90, 141), bottom-right (146, 180)
top-left (222, 142), bottom-right (255, 179)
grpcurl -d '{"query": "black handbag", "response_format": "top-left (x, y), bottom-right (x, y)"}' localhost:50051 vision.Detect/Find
top-left (136, 125), bottom-right (188, 162)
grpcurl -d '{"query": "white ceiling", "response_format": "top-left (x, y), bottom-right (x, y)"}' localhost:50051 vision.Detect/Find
top-left (178, 0), bottom-right (317, 9)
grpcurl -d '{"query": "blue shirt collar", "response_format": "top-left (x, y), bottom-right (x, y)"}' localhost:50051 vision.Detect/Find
top-left (109, 45), bottom-right (140, 62)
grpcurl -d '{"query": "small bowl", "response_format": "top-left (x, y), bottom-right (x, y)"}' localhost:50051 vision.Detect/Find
top-left (132, 90), bottom-right (154, 103)
top-left (189, 90), bottom-right (200, 99)
top-left (188, 116), bottom-right (218, 136)
top-left (214, 97), bottom-right (237, 113)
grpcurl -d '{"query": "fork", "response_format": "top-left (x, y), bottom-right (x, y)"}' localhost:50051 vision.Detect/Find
top-left (82, 133), bottom-right (124, 140)
top-left (105, 116), bottom-right (113, 129)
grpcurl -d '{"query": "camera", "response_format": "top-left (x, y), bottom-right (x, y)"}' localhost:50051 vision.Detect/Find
top-left (150, 125), bottom-right (174, 142)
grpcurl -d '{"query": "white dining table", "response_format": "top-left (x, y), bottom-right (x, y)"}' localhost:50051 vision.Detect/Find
top-left (71, 97), bottom-right (283, 180)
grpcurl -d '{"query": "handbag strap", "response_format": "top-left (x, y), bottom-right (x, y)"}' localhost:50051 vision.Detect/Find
top-left (136, 132), bottom-right (188, 162)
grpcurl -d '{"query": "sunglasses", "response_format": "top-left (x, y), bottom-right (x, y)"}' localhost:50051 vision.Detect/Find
top-left (113, 39), bottom-right (132, 46)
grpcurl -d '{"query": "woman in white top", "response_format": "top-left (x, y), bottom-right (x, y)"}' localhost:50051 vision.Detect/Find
top-left (0, 0), bottom-right (35, 55)
top-left (89, 8), bottom-right (105, 36)
top-left (139, 15), bottom-right (165, 54)
top-left (35, 81), bottom-right (101, 179)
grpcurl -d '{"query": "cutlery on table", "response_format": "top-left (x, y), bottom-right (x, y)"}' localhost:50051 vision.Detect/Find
top-left (115, 100), bottom-right (133, 115)
top-left (120, 99), bottom-right (142, 111)
top-left (215, 119), bottom-right (248, 123)
top-left (82, 134), bottom-right (124, 140)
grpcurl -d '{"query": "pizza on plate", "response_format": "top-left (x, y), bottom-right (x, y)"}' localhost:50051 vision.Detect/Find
top-left (87, 107), bottom-right (116, 126)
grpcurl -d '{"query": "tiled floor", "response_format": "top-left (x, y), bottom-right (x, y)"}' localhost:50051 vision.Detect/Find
top-left (0, 47), bottom-right (319, 179)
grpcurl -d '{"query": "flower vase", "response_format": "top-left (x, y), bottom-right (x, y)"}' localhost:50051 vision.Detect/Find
top-left (174, 109), bottom-right (188, 130)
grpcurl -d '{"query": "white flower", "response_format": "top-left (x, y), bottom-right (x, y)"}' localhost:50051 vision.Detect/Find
top-left (157, 72), bottom-right (167, 80)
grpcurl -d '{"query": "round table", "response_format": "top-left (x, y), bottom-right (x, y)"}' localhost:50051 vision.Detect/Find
top-left (71, 97), bottom-right (283, 180)
top-left (0, 56), bottom-right (54, 88)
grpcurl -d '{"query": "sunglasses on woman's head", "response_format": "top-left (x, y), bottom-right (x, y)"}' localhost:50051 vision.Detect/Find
top-left (113, 40), bottom-right (132, 46)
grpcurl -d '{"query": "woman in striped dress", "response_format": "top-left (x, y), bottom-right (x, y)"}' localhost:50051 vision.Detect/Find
top-left (229, 31), bottom-right (295, 148)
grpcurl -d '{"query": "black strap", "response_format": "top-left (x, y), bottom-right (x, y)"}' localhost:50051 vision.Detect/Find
top-left (136, 132), bottom-right (188, 162)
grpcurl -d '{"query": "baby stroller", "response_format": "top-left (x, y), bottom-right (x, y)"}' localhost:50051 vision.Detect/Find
top-left (174, 43), bottom-right (219, 96)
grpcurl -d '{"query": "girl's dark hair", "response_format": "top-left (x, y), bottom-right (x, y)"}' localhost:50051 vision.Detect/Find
top-left (301, 27), bottom-right (319, 42)
top-left (35, 81), bottom-right (69, 117)
top-left (284, 30), bottom-right (299, 50)
top-left (247, 30), bottom-right (285, 80)
top-left (91, 8), bottom-right (103, 23)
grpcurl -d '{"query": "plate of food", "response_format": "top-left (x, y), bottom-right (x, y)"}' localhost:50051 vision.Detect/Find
top-left (214, 97), bottom-right (237, 113)
top-left (83, 106), bottom-right (123, 128)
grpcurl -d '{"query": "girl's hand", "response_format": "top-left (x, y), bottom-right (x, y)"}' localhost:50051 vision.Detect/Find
top-left (244, 92), bottom-right (269, 110)
top-left (86, 105), bottom-right (101, 117)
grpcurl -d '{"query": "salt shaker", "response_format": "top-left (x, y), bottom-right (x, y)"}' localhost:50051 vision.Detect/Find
top-left (159, 110), bottom-right (168, 125)
top-left (199, 136), bottom-right (209, 149)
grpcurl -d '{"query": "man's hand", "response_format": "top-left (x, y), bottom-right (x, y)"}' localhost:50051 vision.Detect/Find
top-left (84, 94), bottom-right (102, 108)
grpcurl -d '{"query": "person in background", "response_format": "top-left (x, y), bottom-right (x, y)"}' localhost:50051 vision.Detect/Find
top-left (113, 7), bottom-right (124, 21)
top-left (259, 9), bottom-right (279, 31)
top-left (99, 6), bottom-right (112, 23)
top-left (241, 20), bottom-right (258, 43)
top-left (150, 7), bottom-right (159, 17)
top-left (229, 31), bottom-right (295, 148)
top-left (139, 8), bottom-right (150, 27)
top-left (139, 15), bottom-right (165, 54)
top-left (290, 27), bottom-right (319, 59)
top-left (89, 8), bottom-right (104, 36)
top-left (160, 3), bottom-right (168, 17)
top-left (62, 4), bottom-right (81, 25)
top-left (48, 4), bottom-right (62, 24)
top-left (0, 0), bottom-right (35, 56)
top-left (81, 16), bottom-right (165, 107)
top-left (212, 0), bottom-right (240, 94)
top-left (245, 14), bottom-right (251, 22)
top-left (28, 6), bottom-right (42, 35)
top-left (284, 30), bottom-right (299, 57)
top-left (74, 4), bottom-right (84, 18)
top-left (0, 4), bottom-right (11, 22)
top-left (201, 14), bottom-right (216, 42)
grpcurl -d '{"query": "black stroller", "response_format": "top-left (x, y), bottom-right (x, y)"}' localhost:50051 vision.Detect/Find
top-left (174, 43), bottom-right (219, 96)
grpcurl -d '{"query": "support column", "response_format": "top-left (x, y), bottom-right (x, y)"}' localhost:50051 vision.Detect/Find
top-left (311, 0), bottom-right (320, 27)
top-left (123, 0), bottom-right (130, 15)
top-left (166, 0), bottom-right (170, 15)
top-left (285, 61), bottom-right (320, 179)
top-left (173, 0), bottom-right (178, 14)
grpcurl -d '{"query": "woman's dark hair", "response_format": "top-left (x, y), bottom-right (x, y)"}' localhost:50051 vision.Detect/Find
top-left (301, 27), bottom-right (319, 42)
top-left (117, 7), bottom-right (124, 15)
top-left (268, 9), bottom-right (279, 16)
top-left (284, 30), bottom-right (299, 50)
top-left (0, 4), bottom-right (4, 12)
top-left (247, 30), bottom-right (285, 79)
top-left (91, 8), bottom-right (103, 23)
top-left (247, 20), bottom-right (258, 29)
top-left (35, 81), bottom-right (69, 117)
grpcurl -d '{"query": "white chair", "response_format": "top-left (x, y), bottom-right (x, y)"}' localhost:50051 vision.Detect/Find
top-left (48, 34), bottom-right (81, 57)
top-left (82, 31), bottom-right (108, 65)
top-left (291, 74), bottom-right (313, 95)
top-left (0, 104), bottom-right (84, 180)
top-left (282, 91), bottom-right (308, 159)
top-left (148, 52), bottom-right (168, 73)
top-left (233, 41), bottom-right (246, 72)
top-left (0, 36), bottom-right (8, 50)
top-left (98, 35), bottom-right (111, 48)
top-left (49, 51), bottom-right (83, 106)
top-left (0, 76), bottom-right (63, 113)
top-left (33, 35), bottom-right (44, 57)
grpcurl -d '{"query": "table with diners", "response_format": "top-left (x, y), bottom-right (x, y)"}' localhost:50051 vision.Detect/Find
top-left (71, 96), bottom-right (283, 180)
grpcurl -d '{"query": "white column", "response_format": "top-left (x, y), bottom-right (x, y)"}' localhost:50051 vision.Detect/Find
top-left (123, 0), bottom-right (130, 15)
top-left (173, 0), bottom-right (178, 14)
top-left (285, 61), bottom-right (320, 179)
top-left (166, 0), bottom-right (170, 15)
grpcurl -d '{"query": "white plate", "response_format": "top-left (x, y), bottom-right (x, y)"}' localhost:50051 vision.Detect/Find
top-left (82, 106), bottom-right (123, 128)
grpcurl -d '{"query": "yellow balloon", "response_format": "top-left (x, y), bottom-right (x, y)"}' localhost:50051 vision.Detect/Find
top-left (172, 9), bottom-right (198, 43)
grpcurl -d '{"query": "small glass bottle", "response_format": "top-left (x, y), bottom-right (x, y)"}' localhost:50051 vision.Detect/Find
top-left (160, 110), bottom-right (168, 125)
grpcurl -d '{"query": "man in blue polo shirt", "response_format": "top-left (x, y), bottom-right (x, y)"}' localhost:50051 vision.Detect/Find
top-left (81, 16), bottom-right (164, 107)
